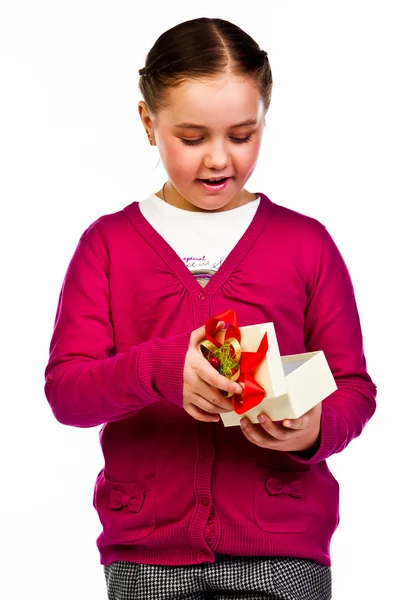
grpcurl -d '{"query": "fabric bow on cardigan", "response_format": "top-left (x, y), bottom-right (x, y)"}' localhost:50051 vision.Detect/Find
top-left (265, 477), bottom-right (303, 498)
top-left (110, 490), bottom-right (144, 512)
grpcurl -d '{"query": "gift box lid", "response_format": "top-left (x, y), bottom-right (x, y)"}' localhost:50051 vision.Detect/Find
top-left (220, 322), bottom-right (337, 426)
top-left (239, 322), bottom-right (287, 399)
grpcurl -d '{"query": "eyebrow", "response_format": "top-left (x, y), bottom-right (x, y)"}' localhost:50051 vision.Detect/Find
top-left (174, 118), bottom-right (258, 129)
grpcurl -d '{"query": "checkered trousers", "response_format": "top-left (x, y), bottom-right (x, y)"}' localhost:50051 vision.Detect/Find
top-left (103, 554), bottom-right (332, 600)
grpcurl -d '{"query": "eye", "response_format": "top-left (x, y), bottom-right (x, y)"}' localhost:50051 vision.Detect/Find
top-left (231, 136), bottom-right (252, 144)
top-left (180, 138), bottom-right (204, 146)
top-left (180, 136), bottom-right (252, 146)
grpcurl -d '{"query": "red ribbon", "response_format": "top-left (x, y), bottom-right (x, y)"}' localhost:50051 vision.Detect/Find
top-left (203, 310), bottom-right (269, 415)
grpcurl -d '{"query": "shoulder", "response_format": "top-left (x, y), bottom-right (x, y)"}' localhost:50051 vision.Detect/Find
top-left (72, 201), bottom-right (143, 270)
top-left (80, 201), bottom-right (141, 248)
top-left (269, 198), bottom-right (326, 236)
top-left (261, 194), bottom-right (328, 250)
top-left (266, 197), bottom-right (353, 296)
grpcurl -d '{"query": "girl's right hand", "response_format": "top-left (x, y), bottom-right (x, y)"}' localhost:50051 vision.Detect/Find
top-left (183, 323), bottom-right (243, 422)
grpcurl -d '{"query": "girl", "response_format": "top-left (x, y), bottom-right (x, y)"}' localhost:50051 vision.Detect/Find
top-left (44, 17), bottom-right (376, 600)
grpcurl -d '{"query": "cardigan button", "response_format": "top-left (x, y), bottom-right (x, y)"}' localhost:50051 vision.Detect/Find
top-left (207, 518), bottom-right (215, 529)
top-left (198, 292), bottom-right (206, 300)
top-left (201, 447), bottom-right (213, 459)
top-left (201, 497), bottom-right (210, 508)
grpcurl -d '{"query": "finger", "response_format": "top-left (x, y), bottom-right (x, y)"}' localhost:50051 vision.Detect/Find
top-left (203, 387), bottom-right (234, 412)
top-left (240, 418), bottom-right (273, 448)
top-left (257, 413), bottom-right (292, 441)
top-left (282, 416), bottom-right (307, 430)
top-left (200, 366), bottom-right (243, 397)
top-left (215, 320), bottom-right (225, 331)
top-left (190, 321), bottom-right (226, 347)
top-left (193, 378), bottom-right (235, 412)
top-left (192, 393), bottom-right (233, 414)
top-left (190, 324), bottom-right (207, 345)
top-left (186, 404), bottom-right (220, 423)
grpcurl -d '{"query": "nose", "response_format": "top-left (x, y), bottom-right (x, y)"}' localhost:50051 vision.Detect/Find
top-left (203, 140), bottom-right (231, 171)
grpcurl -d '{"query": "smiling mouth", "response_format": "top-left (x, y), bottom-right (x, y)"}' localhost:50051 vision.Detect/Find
top-left (199, 177), bottom-right (230, 185)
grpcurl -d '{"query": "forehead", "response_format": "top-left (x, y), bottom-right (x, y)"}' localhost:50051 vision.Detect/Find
top-left (160, 74), bottom-right (264, 129)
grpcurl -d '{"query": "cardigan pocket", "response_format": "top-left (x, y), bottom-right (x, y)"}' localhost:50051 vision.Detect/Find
top-left (94, 474), bottom-right (156, 543)
top-left (254, 466), bottom-right (314, 533)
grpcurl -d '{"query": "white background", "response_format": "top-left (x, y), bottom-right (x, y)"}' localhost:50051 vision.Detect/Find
top-left (1, 1), bottom-right (398, 598)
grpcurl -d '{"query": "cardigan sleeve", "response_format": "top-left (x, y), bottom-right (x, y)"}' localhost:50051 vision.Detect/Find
top-left (289, 226), bottom-right (377, 464)
top-left (44, 232), bottom-right (190, 428)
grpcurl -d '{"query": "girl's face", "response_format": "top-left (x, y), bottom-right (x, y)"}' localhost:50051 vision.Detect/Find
top-left (139, 72), bottom-right (266, 212)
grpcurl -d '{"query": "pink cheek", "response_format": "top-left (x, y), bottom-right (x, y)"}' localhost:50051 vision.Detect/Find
top-left (238, 151), bottom-right (259, 176)
top-left (164, 145), bottom-right (197, 178)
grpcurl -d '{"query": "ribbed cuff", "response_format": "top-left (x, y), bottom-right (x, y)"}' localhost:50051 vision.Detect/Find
top-left (288, 405), bottom-right (347, 464)
top-left (136, 331), bottom-right (192, 408)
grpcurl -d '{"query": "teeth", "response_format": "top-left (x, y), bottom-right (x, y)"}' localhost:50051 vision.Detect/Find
top-left (207, 177), bottom-right (225, 182)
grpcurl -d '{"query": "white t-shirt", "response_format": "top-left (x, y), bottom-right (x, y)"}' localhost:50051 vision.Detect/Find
top-left (139, 193), bottom-right (260, 287)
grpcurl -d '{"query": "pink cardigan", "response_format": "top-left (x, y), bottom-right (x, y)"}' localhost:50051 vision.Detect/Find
top-left (44, 193), bottom-right (376, 566)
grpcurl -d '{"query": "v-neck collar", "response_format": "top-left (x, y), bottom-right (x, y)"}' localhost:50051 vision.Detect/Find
top-left (123, 192), bottom-right (274, 298)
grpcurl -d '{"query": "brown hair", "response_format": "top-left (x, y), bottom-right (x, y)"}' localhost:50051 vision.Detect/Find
top-left (138, 17), bottom-right (272, 117)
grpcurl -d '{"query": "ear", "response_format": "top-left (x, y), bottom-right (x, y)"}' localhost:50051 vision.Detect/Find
top-left (138, 101), bottom-right (154, 131)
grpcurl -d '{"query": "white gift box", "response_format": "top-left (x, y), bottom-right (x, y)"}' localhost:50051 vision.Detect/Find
top-left (220, 322), bottom-right (337, 427)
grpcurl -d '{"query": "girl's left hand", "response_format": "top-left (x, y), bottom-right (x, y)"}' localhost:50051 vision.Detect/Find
top-left (239, 403), bottom-right (322, 452)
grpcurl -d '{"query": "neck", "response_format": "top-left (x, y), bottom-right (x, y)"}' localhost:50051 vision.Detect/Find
top-left (158, 182), bottom-right (256, 212)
